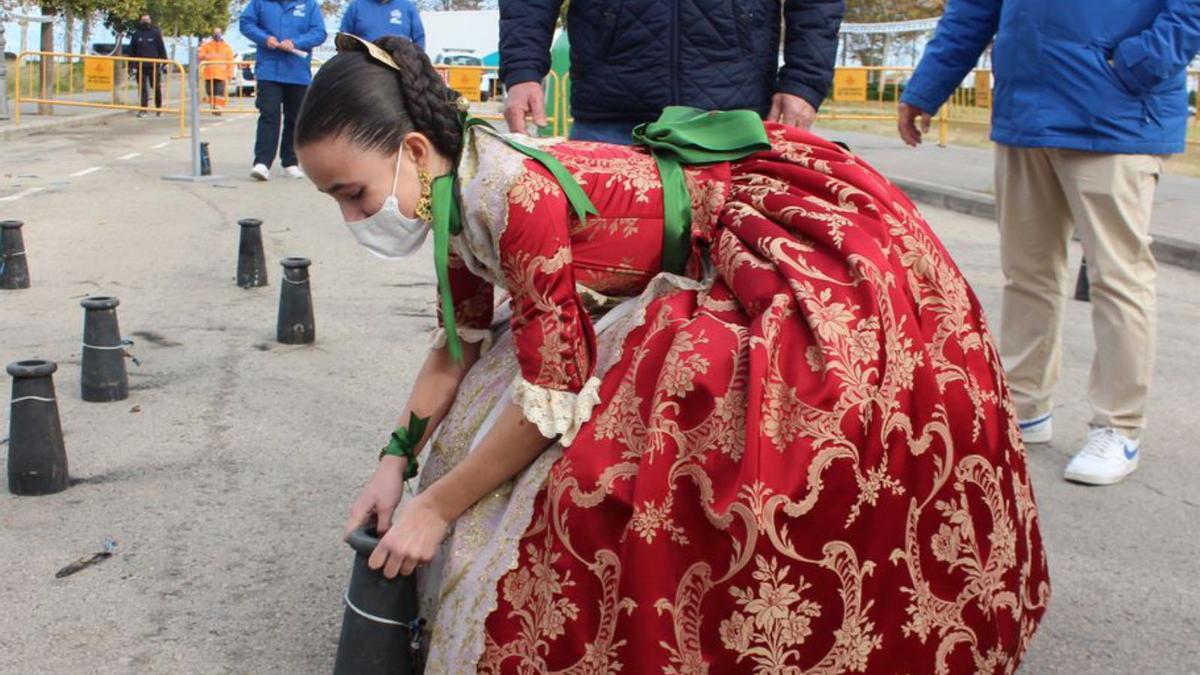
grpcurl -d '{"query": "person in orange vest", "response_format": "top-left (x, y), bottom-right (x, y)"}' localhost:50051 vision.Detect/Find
top-left (199, 27), bottom-right (236, 114)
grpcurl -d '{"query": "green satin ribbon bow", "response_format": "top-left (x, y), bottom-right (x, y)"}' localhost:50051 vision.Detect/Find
top-left (379, 411), bottom-right (430, 480)
top-left (431, 118), bottom-right (599, 362)
top-left (432, 108), bottom-right (767, 361)
top-left (631, 107), bottom-right (772, 275)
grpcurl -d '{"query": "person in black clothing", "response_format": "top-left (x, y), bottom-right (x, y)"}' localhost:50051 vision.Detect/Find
top-left (501, 0), bottom-right (844, 143)
top-left (127, 14), bottom-right (168, 117)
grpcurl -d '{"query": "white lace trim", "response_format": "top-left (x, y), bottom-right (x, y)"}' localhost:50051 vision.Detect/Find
top-left (452, 125), bottom-right (539, 288)
top-left (511, 375), bottom-right (603, 447)
top-left (429, 326), bottom-right (494, 354)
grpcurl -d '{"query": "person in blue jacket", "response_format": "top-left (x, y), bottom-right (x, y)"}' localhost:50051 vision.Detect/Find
top-left (339, 0), bottom-right (425, 47)
top-left (899, 0), bottom-right (1200, 486)
top-left (500, 0), bottom-right (845, 143)
top-left (240, 0), bottom-right (328, 181)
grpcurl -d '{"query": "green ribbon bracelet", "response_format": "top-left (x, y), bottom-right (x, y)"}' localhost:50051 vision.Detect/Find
top-left (379, 412), bottom-right (431, 481)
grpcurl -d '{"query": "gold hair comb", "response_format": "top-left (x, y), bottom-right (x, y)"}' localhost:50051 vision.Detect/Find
top-left (334, 32), bottom-right (401, 72)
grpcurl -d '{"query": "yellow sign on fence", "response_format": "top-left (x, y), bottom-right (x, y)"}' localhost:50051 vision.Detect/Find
top-left (833, 68), bottom-right (868, 102)
top-left (84, 57), bottom-right (113, 92)
top-left (975, 69), bottom-right (992, 108)
top-left (442, 67), bottom-right (483, 103)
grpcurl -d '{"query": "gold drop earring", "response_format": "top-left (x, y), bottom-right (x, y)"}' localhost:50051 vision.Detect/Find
top-left (415, 168), bottom-right (433, 222)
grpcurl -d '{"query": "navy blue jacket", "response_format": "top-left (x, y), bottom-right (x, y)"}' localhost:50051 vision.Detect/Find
top-left (240, 0), bottom-right (327, 86)
top-left (339, 0), bottom-right (425, 47)
top-left (127, 25), bottom-right (167, 61)
top-left (903, 0), bottom-right (1200, 155)
top-left (500, 0), bottom-right (844, 123)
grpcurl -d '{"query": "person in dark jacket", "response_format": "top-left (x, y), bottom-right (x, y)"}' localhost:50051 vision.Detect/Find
top-left (899, 0), bottom-right (1200, 486)
top-left (500, 0), bottom-right (844, 143)
top-left (240, 0), bottom-right (328, 181)
top-left (127, 13), bottom-right (168, 117)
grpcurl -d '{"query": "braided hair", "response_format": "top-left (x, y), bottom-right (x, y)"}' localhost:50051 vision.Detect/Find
top-left (295, 36), bottom-right (464, 158)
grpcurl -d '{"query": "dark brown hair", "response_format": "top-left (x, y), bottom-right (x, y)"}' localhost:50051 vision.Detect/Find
top-left (295, 36), bottom-right (463, 158)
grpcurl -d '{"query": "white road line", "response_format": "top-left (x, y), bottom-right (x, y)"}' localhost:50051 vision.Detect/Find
top-left (150, 141), bottom-right (170, 149)
top-left (70, 166), bottom-right (104, 178)
top-left (0, 187), bottom-right (46, 202)
top-left (118, 152), bottom-right (141, 161)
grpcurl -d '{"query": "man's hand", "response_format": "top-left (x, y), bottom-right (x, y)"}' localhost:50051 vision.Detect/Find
top-left (266, 36), bottom-right (280, 50)
top-left (897, 102), bottom-right (933, 147)
top-left (504, 81), bottom-right (548, 135)
top-left (280, 38), bottom-right (295, 53)
top-left (768, 93), bottom-right (818, 130)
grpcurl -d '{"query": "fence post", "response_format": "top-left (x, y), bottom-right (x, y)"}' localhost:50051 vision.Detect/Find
top-left (188, 43), bottom-right (202, 175)
top-left (163, 40), bottom-right (222, 182)
top-left (13, 55), bottom-right (22, 125)
top-left (179, 62), bottom-right (188, 139)
top-left (938, 104), bottom-right (949, 148)
top-left (0, 17), bottom-right (9, 120)
top-left (38, 10), bottom-right (54, 115)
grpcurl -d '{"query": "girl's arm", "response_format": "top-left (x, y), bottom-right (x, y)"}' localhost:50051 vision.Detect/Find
top-left (342, 339), bottom-right (482, 538)
top-left (368, 403), bottom-right (555, 579)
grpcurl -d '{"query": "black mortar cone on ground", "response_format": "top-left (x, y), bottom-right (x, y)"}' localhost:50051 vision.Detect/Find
top-left (1074, 258), bottom-right (1091, 303)
top-left (200, 142), bottom-right (212, 176)
top-left (1, 220), bottom-right (31, 290)
top-left (333, 526), bottom-right (421, 675)
top-left (277, 257), bottom-right (315, 344)
top-left (80, 296), bottom-right (129, 402)
top-left (236, 219), bottom-right (268, 288)
top-left (7, 360), bottom-right (68, 496)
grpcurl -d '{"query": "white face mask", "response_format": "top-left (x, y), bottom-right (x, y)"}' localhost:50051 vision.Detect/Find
top-left (343, 150), bottom-right (430, 259)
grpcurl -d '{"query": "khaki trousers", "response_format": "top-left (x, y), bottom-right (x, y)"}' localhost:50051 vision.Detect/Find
top-left (995, 145), bottom-right (1162, 435)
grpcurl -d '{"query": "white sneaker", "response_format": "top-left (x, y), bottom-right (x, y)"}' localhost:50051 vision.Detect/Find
top-left (283, 165), bottom-right (306, 179)
top-left (250, 164), bottom-right (270, 181)
top-left (1063, 427), bottom-right (1140, 486)
top-left (1018, 413), bottom-right (1053, 444)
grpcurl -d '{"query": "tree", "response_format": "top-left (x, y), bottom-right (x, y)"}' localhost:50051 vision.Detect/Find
top-left (842, 0), bottom-right (944, 67)
top-left (105, 0), bottom-right (232, 37)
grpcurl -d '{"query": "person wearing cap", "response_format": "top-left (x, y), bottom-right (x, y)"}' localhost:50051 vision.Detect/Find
top-left (239, 0), bottom-right (328, 181)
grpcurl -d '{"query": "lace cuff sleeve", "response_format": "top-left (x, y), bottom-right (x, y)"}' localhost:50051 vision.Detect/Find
top-left (511, 375), bottom-right (602, 447)
top-left (430, 326), bottom-right (494, 354)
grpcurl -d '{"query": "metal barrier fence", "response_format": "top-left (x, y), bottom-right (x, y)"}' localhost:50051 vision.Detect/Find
top-left (432, 64), bottom-right (564, 137)
top-left (191, 58), bottom-right (324, 117)
top-left (820, 66), bottom-right (1200, 151)
top-left (12, 52), bottom-right (1197, 154)
top-left (190, 62), bottom-right (564, 136)
top-left (13, 51), bottom-right (188, 136)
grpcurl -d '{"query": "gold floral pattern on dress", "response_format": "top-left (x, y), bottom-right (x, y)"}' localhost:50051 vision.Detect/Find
top-left (570, 217), bottom-right (642, 241)
top-left (556, 150), bottom-right (663, 203)
top-left (720, 555), bottom-right (824, 668)
top-left (509, 164), bottom-right (563, 213)
top-left (433, 124), bottom-right (1048, 674)
top-left (629, 494), bottom-right (689, 545)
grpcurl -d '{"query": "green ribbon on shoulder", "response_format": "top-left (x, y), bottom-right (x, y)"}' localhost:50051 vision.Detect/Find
top-left (631, 107), bottom-right (772, 275)
top-left (433, 107), bottom-right (768, 361)
top-left (432, 118), bottom-right (599, 362)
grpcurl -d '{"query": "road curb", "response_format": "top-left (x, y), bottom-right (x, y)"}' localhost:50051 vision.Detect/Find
top-left (890, 176), bottom-right (1200, 273)
top-left (0, 109), bottom-right (128, 141)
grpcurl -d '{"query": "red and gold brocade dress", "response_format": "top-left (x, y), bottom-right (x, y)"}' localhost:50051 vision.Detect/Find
top-left (414, 123), bottom-right (1049, 674)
